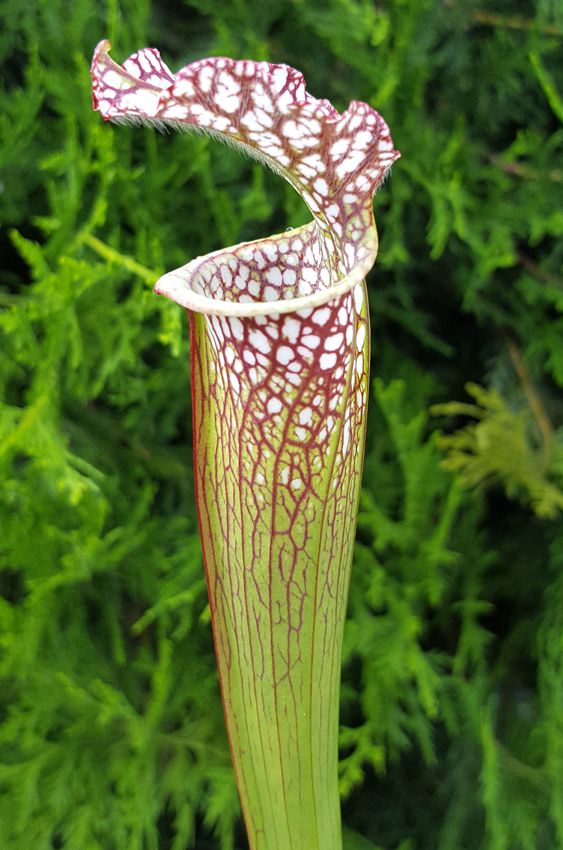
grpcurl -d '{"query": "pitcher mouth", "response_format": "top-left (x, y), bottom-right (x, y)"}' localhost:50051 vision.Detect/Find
top-left (92, 42), bottom-right (398, 319)
top-left (154, 225), bottom-right (378, 318)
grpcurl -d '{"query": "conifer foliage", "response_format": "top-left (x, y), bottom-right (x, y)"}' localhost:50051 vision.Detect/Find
top-left (1, 1), bottom-right (562, 848)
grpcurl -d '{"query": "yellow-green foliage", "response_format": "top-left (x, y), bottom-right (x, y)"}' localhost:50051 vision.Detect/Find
top-left (432, 382), bottom-right (563, 518)
top-left (1, 1), bottom-right (562, 849)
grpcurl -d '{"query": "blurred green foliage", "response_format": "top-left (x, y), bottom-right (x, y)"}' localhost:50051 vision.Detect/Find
top-left (1, 0), bottom-right (562, 848)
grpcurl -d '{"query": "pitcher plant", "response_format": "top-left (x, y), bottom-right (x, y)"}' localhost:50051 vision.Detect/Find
top-left (91, 40), bottom-right (399, 850)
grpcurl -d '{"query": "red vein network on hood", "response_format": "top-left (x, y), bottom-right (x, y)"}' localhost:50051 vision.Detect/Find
top-left (91, 40), bottom-right (399, 317)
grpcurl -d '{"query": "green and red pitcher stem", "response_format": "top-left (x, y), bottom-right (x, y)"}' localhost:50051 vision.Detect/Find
top-left (190, 288), bottom-right (369, 848)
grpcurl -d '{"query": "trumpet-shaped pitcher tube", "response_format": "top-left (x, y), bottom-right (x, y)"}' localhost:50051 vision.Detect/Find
top-left (91, 41), bottom-right (399, 850)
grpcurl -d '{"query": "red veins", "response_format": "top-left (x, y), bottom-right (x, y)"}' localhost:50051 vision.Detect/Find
top-left (91, 41), bottom-right (399, 314)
